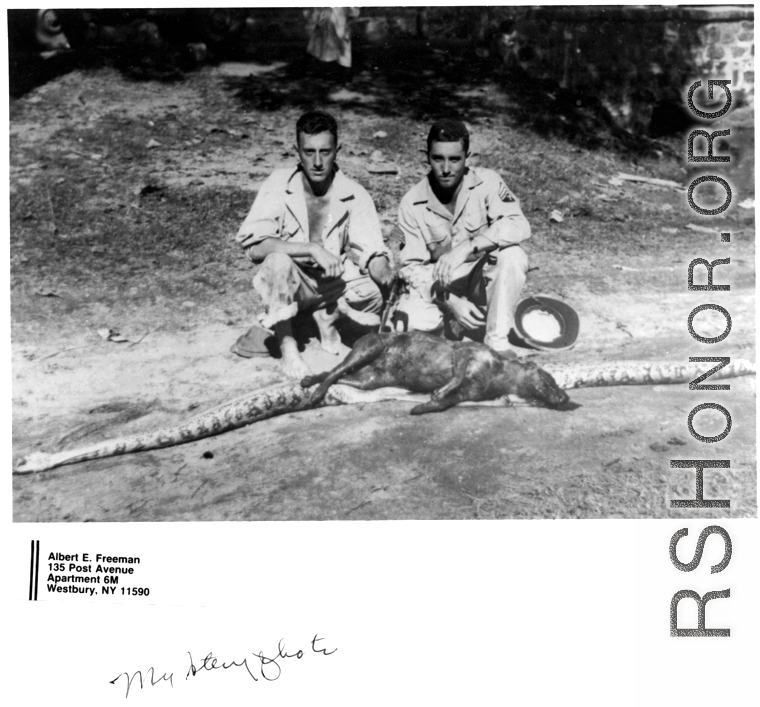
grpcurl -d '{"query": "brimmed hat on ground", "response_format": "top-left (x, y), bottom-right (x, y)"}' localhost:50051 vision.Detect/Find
top-left (230, 325), bottom-right (277, 358)
top-left (514, 295), bottom-right (580, 351)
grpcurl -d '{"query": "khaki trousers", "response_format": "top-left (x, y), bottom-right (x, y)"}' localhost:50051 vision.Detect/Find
top-left (394, 245), bottom-right (528, 351)
top-left (252, 252), bottom-right (383, 328)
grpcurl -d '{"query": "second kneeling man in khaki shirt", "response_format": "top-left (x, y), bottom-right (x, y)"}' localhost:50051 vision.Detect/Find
top-left (395, 118), bottom-right (530, 355)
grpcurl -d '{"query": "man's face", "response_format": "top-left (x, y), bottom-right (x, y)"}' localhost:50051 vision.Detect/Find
top-left (428, 140), bottom-right (468, 192)
top-left (296, 131), bottom-right (339, 187)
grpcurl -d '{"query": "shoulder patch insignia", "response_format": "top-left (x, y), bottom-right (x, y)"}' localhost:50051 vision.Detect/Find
top-left (499, 183), bottom-right (515, 203)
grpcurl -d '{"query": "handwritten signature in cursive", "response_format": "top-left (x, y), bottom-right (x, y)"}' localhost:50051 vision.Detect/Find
top-left (110, 634), bottom-right (337, 698)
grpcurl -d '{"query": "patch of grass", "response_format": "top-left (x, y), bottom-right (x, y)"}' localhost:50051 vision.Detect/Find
top-left (10, 172), bottom-right (253, 328)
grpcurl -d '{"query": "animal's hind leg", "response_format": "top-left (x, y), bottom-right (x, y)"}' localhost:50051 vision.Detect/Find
top-left (431, 349), bottom-right (471, 401)
top-left (301, 371), bottom-right (329, 387)
top-left (306, 334), bottom-right (387, 406)
top-left (410, 392), bottom-right (466, 415)
top-left (301, 336), bottom-right (383, 389)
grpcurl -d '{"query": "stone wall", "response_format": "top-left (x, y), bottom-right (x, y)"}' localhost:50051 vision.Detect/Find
top-left (490, 5), bottom-right (754, 132)
top-left (344, 6), bottom-right (754, 133)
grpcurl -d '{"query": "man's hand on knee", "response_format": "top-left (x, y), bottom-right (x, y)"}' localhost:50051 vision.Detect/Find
top-left (433, 241), bottom-right (471, 287)
top-left (309, 243), bottom-right (344, 279)
top-left (445, 293), bottom-right (485, 331)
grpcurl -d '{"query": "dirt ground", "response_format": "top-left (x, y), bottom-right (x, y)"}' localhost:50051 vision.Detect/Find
top-left (9, 58), bottom-right (756, 521)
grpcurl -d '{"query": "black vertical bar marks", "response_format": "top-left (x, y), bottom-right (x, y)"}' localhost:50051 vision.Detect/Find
top-left (29, 540), bottom-right (40, 601)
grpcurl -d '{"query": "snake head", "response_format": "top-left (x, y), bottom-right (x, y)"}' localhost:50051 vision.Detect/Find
top-left (13, 452), bottom-right (52, 475)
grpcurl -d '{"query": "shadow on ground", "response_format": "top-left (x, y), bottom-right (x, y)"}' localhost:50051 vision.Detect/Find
top-left (223, 42), bottom-right (668, 153)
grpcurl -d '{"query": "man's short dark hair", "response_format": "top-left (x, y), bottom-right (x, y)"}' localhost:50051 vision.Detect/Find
top-left (427, 118), bottom-right (469, 153)
top-left (296, 111), bottom-right (338, 143)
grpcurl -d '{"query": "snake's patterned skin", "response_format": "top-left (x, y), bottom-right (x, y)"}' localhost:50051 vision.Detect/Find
top-left (13, 358), bottom-right (755, 474)
top-left (546, 358), bottom-right (756, 390)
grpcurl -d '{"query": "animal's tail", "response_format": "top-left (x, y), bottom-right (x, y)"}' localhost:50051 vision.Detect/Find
top-left (545, 358), bottom-right (756, 390)
top-left (14, 383), bottom-right (311, 475)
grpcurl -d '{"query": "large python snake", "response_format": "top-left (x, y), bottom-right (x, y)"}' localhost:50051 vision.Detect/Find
top-left (13, 358), bottom-right (755, 474)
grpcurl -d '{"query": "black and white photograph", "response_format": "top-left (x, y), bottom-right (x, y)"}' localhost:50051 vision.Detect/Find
top-left (5, 5), bottom-right (759, 706)
top-left (9, 5), bottom-right (756, 522)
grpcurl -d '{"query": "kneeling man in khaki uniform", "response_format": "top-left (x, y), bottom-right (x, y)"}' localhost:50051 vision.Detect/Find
top-left (235, 111), bottom-right (393, 378)
top-left (395, 118), bottom-right (530, 355)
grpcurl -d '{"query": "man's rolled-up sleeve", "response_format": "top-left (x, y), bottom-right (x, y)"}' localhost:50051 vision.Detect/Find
top-left (235, 173), bottom-right (285, 259)
top-left (348, 187), bottom-right (390, 273)
top-left (482, 172), bottom-right (531, 248)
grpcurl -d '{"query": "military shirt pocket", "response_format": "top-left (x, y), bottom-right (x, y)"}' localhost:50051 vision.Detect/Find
top-left (423, 212), bottom-right (451, 245)
top-left (463, 205), bottom-right (489, 237)
top-left (325, 217), bottom-right (351, 260)
top-left (281, 210), bottom-right (303, 240)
